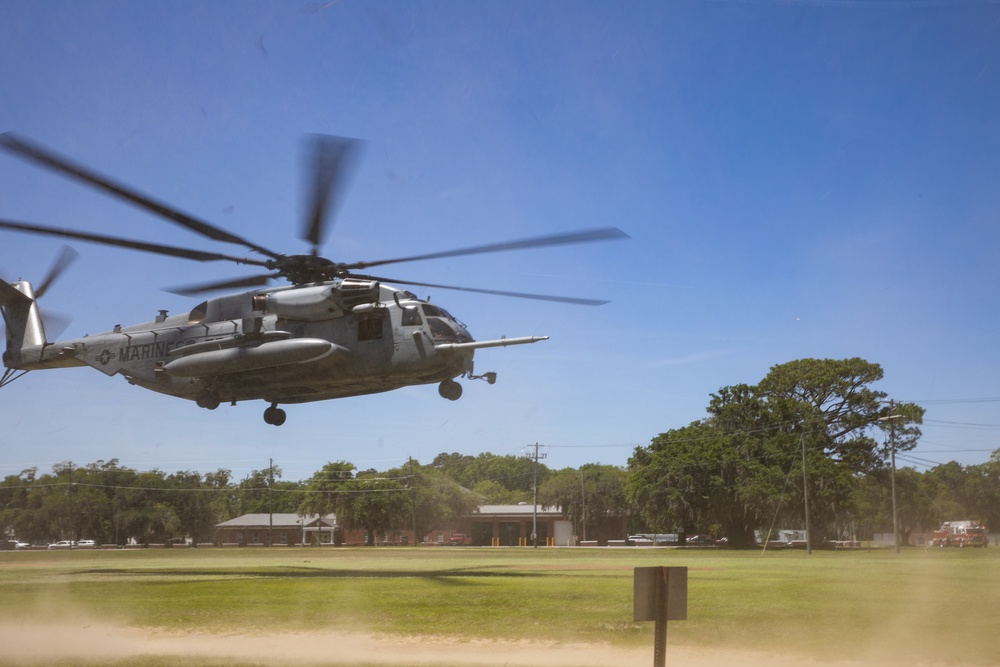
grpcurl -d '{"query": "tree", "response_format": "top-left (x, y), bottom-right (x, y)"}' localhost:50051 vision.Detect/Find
top-left (389, 460), bottom-right (479, 544)
top-left (756, 358), bottom-right (923, 547)
top-left (470, 480), bottom-right (529, 505)
top-left (540, 464), bottom-right (628, 543)
top-left (232, 464), bottom-right (301, 516)
top-left (628, 358), bottom-right (923, 548)
top-left (165, 470), bottom-right (217, 544)
top-left (967, 450), bottom-right (1000, 530)
top-left (434, 452), bottom-right (545, 500)
top-left (0, 468), bottom-right (36, 542)
top-left (298, 461), bottom-right (356, 521)
top-left (342, 470), bottom-right (410, 545)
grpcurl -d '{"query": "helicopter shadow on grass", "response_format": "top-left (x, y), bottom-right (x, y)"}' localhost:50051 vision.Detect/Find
top-left (72, 566), bottom-right (548, 584)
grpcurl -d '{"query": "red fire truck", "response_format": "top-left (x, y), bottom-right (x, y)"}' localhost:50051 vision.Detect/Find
top-left (929, 521), bottom-right (988, 548)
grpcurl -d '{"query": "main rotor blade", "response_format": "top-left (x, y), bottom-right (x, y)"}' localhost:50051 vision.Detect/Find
top-left (356, 274), bottom-right (611, 306)
top-left (344, 227), bottom-right (630, 272)
top-left (0, 219), bottom-right (273, 267)
top-left (35, 245), bottom-right (79, 298)
top-left (168, 273), bottom-right (280, 297)
top-left (0, 133), bottom-right (280, 259)
top-left (302, 134), bottom-right (362, 252)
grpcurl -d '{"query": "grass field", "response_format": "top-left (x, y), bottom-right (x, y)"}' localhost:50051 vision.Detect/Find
top-left (0, 545), bottom-right (997, 666)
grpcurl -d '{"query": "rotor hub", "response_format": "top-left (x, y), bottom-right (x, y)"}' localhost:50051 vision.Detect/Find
top-left (267, 254), bottom-right (346, 285)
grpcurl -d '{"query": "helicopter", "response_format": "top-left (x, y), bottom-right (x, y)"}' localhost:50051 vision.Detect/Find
top-left (0, 133), bottom-right (628, 425)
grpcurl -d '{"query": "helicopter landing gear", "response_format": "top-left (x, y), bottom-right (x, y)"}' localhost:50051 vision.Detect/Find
top-left (438, 378), bottom-right (463, 401)
top-left (263, 404), bottom-right (287, 426)
top-left (468, 371), bottom-right (497, 385)
top-left (196, 391), bottom-right (220, 410)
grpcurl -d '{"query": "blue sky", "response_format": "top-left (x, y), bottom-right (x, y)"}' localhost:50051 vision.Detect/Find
top-left (1, 0), bottom-right (998, 481)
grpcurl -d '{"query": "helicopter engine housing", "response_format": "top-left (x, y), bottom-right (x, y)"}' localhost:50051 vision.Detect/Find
top-left (260, 279), bottom-right (380, 321)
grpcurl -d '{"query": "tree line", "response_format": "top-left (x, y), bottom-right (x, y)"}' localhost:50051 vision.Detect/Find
top-left (2, 358), bottom-right (996, 548)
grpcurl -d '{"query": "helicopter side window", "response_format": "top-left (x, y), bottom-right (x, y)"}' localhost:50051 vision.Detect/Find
top-left (357, 312), bottom-right (383, 341)
top-left (401, 305), bottom-right (422, 326)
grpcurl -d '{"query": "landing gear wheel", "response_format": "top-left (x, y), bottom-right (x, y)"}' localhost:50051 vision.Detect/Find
top-left (196, 392), bottom-right (220, 410)
top-left (438, 379), bottom-right (463, 401)
top-left (263, 405), bottom-right (287, 426)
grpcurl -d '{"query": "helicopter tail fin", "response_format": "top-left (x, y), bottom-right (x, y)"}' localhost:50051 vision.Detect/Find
top-left (0, 279), bottom-right (46, 369)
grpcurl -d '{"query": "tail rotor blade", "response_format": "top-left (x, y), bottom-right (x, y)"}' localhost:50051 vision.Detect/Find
top-left (35, 245), bottom-right (79, 299)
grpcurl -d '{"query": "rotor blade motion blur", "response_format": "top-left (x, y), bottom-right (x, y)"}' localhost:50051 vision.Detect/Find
top-left (168, 273), bottom-right (281, 296)
top-left (302, 134), bottom-right (362, 252)
top-left (344, 227), bottom-right (630, 272)
top-left (0, 133), bottom-right (279, 258)
top-left (1, 134), bottom-right (629, 304)
top-left (357, 274), bottom-right (611, 306)
top-left (0, 219), bottom-right (272, 267)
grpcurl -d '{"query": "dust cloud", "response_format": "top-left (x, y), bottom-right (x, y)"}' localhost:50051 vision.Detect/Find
top-left (0, 619), bottom-right (924, 667)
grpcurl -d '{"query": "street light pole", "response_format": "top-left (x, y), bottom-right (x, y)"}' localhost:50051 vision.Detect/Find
top-left (878, 405), bottom-right (903, 554)
top-left (890, 422), bottom-right (899, 554)
top-left (800, 431), bottom-right (811, 556)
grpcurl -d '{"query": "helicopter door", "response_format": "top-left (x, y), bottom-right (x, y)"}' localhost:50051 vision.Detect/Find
top-left (394, 304), bottom-right (426, 355)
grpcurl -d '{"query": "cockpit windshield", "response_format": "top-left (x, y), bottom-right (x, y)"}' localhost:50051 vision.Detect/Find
top-left (421, 304), bottom-right (452, 319)
top-left (421, 303), bottom-right (471, 343)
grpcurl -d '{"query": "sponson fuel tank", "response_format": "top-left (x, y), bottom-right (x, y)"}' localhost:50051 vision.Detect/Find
top-left (162, 338), bottom-right (343, 377)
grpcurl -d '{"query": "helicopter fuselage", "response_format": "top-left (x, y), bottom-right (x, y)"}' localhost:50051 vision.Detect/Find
top-left (3, 278), bottom-right (546, 423)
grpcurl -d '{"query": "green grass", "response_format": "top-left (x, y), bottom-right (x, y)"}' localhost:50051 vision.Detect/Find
top-left (1, 546), bottom-right (998, 665)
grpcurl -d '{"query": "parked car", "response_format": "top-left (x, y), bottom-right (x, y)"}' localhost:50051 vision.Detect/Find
top-left (14, 541), bottom-right (30, 549)
top-left (47, 540), bottom-right (75, 550)
top-left (76, 540), bottom-right (97, 548)
top-left (685, 534), bottom-right (715, 545)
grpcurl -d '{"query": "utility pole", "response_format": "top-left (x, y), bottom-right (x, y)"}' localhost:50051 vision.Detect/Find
top-left (410, 457), bottom-right (417, 546)
top-left (580, 469), bottom-right (587, 543)
top-left (268, 458), bottom-right (274, 547)
top-left (524, 443), bottom-right (547, 548)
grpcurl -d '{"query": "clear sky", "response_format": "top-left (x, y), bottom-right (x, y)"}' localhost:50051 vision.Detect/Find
top-left (1, 0), bottom-right (998, 481)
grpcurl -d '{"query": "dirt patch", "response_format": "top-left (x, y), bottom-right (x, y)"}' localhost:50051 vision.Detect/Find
top-left (0, 620), bottom-right (889, 666)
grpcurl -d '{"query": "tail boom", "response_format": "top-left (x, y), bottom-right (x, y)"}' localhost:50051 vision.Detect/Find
top-left (0, 280), bottom-right (46, 369)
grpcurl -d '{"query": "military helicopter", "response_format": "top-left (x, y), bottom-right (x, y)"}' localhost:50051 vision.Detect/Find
top-left (0, 133), bottom-right (627, 425)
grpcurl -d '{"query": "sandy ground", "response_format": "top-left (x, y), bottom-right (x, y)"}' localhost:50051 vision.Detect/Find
top-left (0, 620), bottom-right (888, 667)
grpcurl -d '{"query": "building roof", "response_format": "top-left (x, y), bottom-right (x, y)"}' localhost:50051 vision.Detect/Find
top-left (216, 513), bottom-right (335, 529)
top-left (475, 504), bottom-right (563, 517)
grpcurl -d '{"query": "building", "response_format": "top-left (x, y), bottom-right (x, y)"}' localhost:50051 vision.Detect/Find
top-left (458, 504), bottom-right (572, 547)
top-left (215, 513), bottom-right (337, 546)
top-left (214, 504), bottom-right (575, 547)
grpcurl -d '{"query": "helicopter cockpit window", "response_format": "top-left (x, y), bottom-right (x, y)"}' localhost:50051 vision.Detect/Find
top-left (188, 301), bottom-right (208, 324)
top-left (401, 305), bottom-right (422, 326)
top-left (422, 304), bottom-right (449, 319)
top-left (427, 316), bottom-right (457, 341)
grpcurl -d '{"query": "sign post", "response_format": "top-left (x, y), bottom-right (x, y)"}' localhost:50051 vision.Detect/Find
top-left (634, 566), bottom-right (687, 667)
